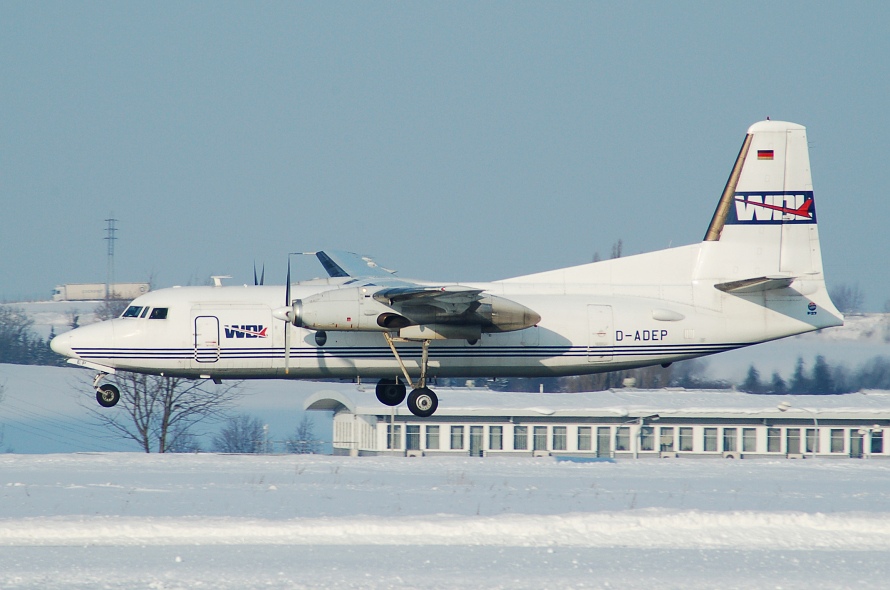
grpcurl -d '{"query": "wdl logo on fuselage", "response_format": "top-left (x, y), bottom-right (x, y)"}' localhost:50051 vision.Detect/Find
top-left (730, 191), bottom-right (816, 224)
top-left (224, 325), bottom-right (268, 339)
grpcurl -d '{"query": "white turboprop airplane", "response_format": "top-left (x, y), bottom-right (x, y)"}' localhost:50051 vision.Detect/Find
top-left (51, 120), bottom-right (843, 417)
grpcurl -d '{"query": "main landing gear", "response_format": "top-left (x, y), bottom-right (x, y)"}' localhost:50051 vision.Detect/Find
top-left (93, 372), bottom-right (120, 408)
top-left (376, 334), bottom-right (439, 418)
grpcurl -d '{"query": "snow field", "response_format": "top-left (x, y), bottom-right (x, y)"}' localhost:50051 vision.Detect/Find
top-left (2, 453), bottom-right (890, 588)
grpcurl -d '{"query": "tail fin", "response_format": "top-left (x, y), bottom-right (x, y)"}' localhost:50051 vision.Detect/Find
top-left (697, 120), bottom-right (822, 280)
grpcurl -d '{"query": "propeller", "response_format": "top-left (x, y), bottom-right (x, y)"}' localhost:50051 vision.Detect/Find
top-left (284, 257), bottom-right (291, 374)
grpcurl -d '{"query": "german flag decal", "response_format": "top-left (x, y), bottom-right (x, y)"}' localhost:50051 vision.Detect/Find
top-left (757, 149), bottom-right (774, 160)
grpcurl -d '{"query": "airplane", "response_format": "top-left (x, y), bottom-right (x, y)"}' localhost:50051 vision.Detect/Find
top-left (51, 120), bottom-right (843, 417)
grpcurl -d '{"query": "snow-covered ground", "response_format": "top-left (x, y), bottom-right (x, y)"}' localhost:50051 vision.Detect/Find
top-left (2, 452), bottom-right (890, 588)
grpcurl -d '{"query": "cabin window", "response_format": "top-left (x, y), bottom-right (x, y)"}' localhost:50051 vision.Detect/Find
top-left (122, 306), bottom-right (143, 318)
top-left (149, 308), bottom-right (168, 320)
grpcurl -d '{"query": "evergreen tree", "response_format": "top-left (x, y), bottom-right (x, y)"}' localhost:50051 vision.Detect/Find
top-left (811, 355), bottom-right (835, 394)
top-left (741, 365), bottom-right (762, 393)
top-left (770, 372), bottom-right (787, 394)
top-left (790, 357), bottom-right (809, 393)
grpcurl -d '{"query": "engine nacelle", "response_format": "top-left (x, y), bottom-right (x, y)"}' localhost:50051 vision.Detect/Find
top-left (292, 287), bottom-right (395, 331)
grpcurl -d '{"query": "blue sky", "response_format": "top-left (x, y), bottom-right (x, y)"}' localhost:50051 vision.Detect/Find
top-left (2, 2), bottom-right (889, 308)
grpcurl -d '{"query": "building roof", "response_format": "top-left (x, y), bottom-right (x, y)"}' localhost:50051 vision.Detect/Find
top-left (304, 387), bottom-right (890, 421)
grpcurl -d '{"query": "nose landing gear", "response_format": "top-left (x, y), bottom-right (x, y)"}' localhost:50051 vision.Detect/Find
top-left (93, 372), bottom-right (120, 408)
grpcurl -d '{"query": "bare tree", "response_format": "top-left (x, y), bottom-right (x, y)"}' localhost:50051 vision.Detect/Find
top-left (286, 414), bottom-right (321, 454)
top-left (88, 373), bottom-right (243, 453)
top-left (610, 239), bottom-right (623, 259)
top-left (94, 298), bottom-right (130, 321)
top-left (213, 414), bottom-right (265, 453)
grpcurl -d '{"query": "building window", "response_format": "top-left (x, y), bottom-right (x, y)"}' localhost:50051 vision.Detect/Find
top-left (703, 428), bottom-right (717, 452)
top-left (450, 426), bottom-right (464, 450)
top-left (786, 428), bottom-right (801, 455)
top-left (640, 426), bottom-right (655, 451)
top-left (871, 431), bottom-right (884, 454)
top-left (552, 426), bottom-right (567, 451)
top-left (743, 428), bottom-right (757, 453)
top-left (514, 426), bottom-right (528, 450)
top-left (767, 428), bottom-right (781, 453)
top-left (489, 426), bottom-right (503, 451)
top-left (830, 429), bottom-right (845, 453)
top-left (406, 425), bottom-right (420, 451)
top-left (659, 427), bottom-right (674, 452)
top-left (387, 424), bottom-right (402, 450)
top-left (578, 426), bottom-right (592, 451)
top-left (426, 425), bottom-right (440, 450)
top-left (615, 427), bottom-right (630, 451)
top-left (806, 428), bottom-right (820, 454)
top-left (533, 426), bottom-right (548, 451)
top-left (598, 427), bottom-right (613, 456)
top-left (723, 428), bottom-right (737, 452)
top-left (678, 427), bottom-right (693, 452)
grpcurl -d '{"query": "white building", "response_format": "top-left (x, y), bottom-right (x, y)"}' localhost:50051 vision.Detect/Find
top-left (305, 388), bottom-right (890, 459)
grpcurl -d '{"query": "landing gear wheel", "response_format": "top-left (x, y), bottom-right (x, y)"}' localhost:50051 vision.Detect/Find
top-left (375, 379), bottom-right (406, 406)
top-left (96, 384), bottom-right (120, 408)
top-left (407, 387), bottom-right (438, 418)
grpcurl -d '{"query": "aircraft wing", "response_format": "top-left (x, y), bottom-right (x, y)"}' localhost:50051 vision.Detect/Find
top-left (315, 250), bottom-right (397, 279)
top-left (373, 285), bottom-right (483, 304)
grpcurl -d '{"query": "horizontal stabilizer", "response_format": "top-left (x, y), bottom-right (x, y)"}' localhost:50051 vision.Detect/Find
top-left (714, 275), bottom-right (795, 294)
top-left (315, 250), bottom-right (397, 278)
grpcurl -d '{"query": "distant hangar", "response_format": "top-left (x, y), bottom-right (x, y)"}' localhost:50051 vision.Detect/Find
top-left (305, 388), bottom-right (890, 459)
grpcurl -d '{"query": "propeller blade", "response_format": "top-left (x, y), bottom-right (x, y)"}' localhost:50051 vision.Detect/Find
top-left (285, 257), bottom-right (291, 374)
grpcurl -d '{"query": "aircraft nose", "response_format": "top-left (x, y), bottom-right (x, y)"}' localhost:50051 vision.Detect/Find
top-left (50, 332), bottom-right (76, 358)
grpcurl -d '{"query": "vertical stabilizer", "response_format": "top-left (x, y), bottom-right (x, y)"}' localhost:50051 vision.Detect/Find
top-left (697, 120), bottom-right (822, 280)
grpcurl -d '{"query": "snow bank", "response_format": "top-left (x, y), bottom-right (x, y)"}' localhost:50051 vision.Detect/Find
top-left (2, 510), bottom-right (889, 550)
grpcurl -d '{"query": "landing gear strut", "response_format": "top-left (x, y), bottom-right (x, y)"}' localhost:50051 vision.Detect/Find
top-left (380, 333), bottom-right (439, 417)
top-left (93, 372), bottom-right (120, 408)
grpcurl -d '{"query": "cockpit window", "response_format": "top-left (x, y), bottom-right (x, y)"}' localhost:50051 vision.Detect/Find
top-left (122, 306), bottom-right (143, 318)
top-left (149, 308), bottom-right (168, 320)
top-left (140, 307), bottom-right (150, 318)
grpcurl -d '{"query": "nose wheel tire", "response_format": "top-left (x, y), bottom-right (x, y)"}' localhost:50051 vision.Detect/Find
top-left (407, 387), bottom-right (438, 417)
top-left (375, 379), bottom-right (407, 406)
top-left (96, 384), bottom-right (121, 408)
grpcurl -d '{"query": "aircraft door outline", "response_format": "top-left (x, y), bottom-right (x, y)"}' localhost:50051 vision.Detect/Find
top-left (587, 304), bottom-right (614, 362)
top-left (194, 315), bottom-right (220, 363)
